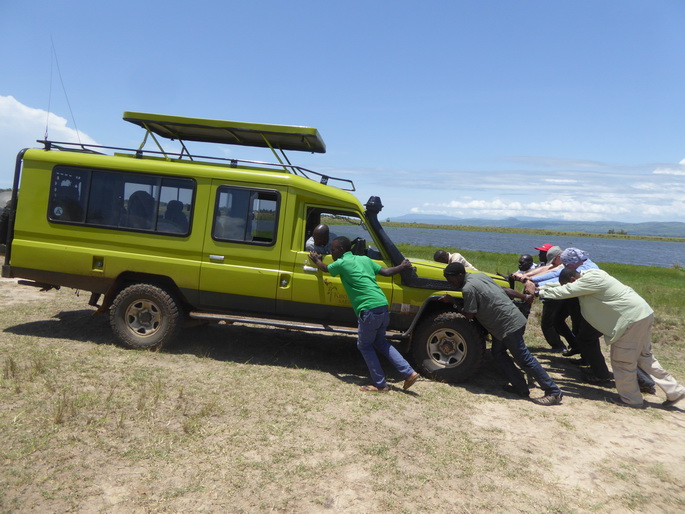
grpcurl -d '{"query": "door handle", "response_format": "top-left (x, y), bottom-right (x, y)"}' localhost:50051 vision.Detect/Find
top-left (209, 255), bottom-right (225, 262)
top-left (303, 265), bottom-right (318, 272)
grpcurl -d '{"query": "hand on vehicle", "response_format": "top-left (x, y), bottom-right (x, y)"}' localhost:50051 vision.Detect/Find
top-left (513, 272), bottom-right (531, 283)
top-left (399, 258), bottom-right (412, 270)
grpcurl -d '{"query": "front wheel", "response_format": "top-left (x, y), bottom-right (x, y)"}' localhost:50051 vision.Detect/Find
top-left (110, 284), bottom-right (182, 350)
top-left (411, 312), bottom-right (484, 383)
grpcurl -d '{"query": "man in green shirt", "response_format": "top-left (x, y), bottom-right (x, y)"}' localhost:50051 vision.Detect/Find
top-left (540, 268), bottom-right (685, 408)
top-left (309, 236), bottom-right (419, 393)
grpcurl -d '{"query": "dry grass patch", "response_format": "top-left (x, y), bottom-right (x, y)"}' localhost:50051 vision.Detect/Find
top-left (1, 277), bottom-right (685, 512)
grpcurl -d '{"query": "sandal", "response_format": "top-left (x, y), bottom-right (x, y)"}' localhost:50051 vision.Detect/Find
top-left (360, 385), bottom-right (390, 393)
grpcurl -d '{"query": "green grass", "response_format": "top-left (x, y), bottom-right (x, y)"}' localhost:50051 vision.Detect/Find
top-left (1, 257), bottom-right (684, 512)
top-left (397, 243), bottom-right (685, 316)
top-left (383, 221), bottom-right (685, 243)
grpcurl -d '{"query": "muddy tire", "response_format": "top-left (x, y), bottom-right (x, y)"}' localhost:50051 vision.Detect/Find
top-left (110, 284), bottom-right (182, 350)
top-left (411, 312), bottom-right (484, 383)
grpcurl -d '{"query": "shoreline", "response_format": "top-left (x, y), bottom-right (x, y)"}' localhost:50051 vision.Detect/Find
top-left (380, 221), bottom-right (685, 243)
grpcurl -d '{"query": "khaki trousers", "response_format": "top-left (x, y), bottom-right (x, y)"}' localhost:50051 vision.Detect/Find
top-left (610, 314), bottom-right (685, 405)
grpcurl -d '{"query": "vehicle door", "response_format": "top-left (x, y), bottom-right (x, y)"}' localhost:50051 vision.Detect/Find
top-left (277, 206), bottom-right (393, 326)
top-left (198, 182), bottom-right (284, 314)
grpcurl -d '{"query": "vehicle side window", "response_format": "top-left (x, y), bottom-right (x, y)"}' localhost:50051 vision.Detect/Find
top-left (213, 187), bottom-right (278, 244)
top-left (49, 166), bottom-right (194, 236)
top-left (304, 208), bottom-right (383, 259)
top-left (49, 168), bottom-right (89, 222)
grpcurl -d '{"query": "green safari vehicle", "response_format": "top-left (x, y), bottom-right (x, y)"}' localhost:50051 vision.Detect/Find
top-left (1, 112), bottom-right (510, 382)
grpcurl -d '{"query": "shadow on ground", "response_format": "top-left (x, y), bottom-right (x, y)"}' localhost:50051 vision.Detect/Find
top-left (5, 308), bottom-right (672, 406)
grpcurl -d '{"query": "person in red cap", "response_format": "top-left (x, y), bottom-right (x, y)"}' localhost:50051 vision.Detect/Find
top-left (512, 244), bottom-right (560, 283)
top-left (534, 243), bottom-right (555, 265)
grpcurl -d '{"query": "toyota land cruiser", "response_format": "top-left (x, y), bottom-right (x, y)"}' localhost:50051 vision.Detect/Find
top-left (1, 112), bottom-right (509, 382)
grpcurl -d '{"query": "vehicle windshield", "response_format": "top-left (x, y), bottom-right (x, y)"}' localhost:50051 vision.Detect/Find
top-left (306, 210), bottom-right (383, 260)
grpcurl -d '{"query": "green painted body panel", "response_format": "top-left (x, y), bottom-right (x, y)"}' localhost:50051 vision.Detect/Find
top-left (10, 147), bottom-right (368, 320)
top-left (6, 117), bottom-right (506, 336)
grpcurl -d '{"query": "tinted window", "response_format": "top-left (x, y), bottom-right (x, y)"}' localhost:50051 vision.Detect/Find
top-left (213, 187), bottom-right (278, 244)
top-left (48, 168), bottom-right (89, 222)
top-left (49, 166), bottom-right (194, 236)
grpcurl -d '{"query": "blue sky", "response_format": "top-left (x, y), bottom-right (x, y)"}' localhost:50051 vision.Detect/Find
top-left (1, 1), bottom-right (684, 223)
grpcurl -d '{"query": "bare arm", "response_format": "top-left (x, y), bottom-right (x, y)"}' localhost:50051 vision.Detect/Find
top-left (438, 294), bottom-right (476, 320)
top-left (512, 265), bottom-right (550, 282)
top-left (504, 287), bottom-right (534, 305)
top-left (378, 258), bottom-right (412, 277)
top-left (308, 251), bottom-right (329, 273)
top-left (523, 280), bottom-right (537, 296)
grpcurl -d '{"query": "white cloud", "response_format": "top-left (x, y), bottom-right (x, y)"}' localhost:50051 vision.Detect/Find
top-left (653, 167), bottom-right (685, 176)
top-left (411, 194), bottom-right (685, 222)
top-left (503, 156), bottom-right (611, 170)
top-left (652, 158), bottom-right (685, 176)
top-left (543, 178), bottom-right (578, 184)
top-left (0, 95), bottom-right (98, 187)
top-left (362, 156), bottom-right (685, 222)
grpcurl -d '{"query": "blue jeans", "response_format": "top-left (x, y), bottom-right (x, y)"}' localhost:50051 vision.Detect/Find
top-left (492, 327), bottom-right (561, 396)
top-left (357, 305), bottom-right (414, 388)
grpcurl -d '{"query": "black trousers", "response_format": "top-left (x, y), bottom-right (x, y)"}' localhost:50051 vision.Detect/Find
top-left (566, 297), bottom-right (612, 379)
top-left (540, 299), bottom-right (576, 350)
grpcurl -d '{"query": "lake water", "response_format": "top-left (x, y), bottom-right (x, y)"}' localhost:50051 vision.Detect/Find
top-left (379, 227), bottom-right (685, 268)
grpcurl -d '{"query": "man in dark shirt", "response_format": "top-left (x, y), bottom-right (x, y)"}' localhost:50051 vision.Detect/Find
top-left (441, 262), bottom-right (563, 405)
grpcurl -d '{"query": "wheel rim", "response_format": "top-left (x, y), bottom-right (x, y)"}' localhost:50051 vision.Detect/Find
top-left (124, 299), bottom-right (161, 337)
top-left (426, 327), bottom-right (467, 368)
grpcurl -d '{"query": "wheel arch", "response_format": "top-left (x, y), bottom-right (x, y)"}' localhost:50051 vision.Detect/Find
top-left (100, 271), bottom-right (189, 314)
top-left (402, 293), bottom-right (466, 340)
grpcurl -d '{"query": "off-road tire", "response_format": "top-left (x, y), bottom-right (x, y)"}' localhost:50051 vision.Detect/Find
top-left (411, 312), bottom-right (484, 383)
top-left (110, 283), bottom-right (182, 350)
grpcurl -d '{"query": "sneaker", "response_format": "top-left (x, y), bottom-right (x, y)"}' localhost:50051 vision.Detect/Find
top-left (548, 346), bottom-right (567, 353)
top-left (662, 390), bottom-right (685, 408)
top-left (562, 348), bottom-right (581, 357)
top-left (639, 384), bottom-right (657, 395)
top-left (605, 396), bottom-right (647, 409)
top-left (584, 372), bottom-right (613, 386)
top-left (532, 393), bottom-right (563, 406)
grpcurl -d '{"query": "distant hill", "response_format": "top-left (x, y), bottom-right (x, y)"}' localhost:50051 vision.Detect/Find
top-left (388, 214), bottom-right (685, 238)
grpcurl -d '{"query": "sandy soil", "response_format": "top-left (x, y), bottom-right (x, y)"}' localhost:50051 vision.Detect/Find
top-left (1, 276), bottom-right (685, 512)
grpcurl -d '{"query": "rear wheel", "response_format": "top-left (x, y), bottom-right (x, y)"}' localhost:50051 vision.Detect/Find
top-left (110, 284), bottom-right (182, 350)
top-left (411, 312), bottom-right (484, 383)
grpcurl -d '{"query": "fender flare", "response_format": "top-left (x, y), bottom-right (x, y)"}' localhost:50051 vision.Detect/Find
top-left (400, 291), bottom-right (464, 338)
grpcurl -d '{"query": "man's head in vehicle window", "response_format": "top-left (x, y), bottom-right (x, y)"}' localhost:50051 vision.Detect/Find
top-left (312, 224), bottom-right (331, 247)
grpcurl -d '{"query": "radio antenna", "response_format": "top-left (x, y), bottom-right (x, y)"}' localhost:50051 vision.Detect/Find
top-left (45, 36), bottom-right (81, 144)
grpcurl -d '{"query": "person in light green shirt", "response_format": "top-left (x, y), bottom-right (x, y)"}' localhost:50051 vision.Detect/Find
top-left (539, 268), bottom-right (685, 409)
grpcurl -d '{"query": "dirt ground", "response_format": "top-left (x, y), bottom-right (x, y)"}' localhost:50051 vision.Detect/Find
top-left (1, 276), bottom-right (685, 512)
